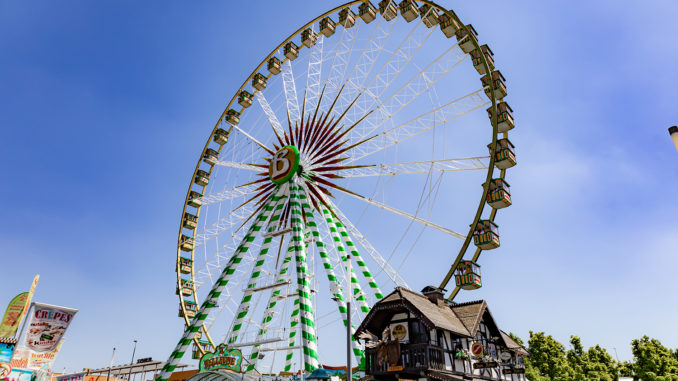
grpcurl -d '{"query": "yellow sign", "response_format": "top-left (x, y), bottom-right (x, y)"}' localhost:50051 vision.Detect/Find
top-left (392, 324), bottom-right (407, 340)
top-left (386, 365), bottom-right (403, 372)
top-left (0, 275), bottom-right (39, 338)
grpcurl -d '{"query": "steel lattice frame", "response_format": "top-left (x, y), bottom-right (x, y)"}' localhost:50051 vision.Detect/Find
top-left (164, 1), bottom-right (513, 379)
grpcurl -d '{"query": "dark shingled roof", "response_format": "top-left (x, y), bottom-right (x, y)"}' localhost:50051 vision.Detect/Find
top-left (397, 288), bottom-right (469, 336)
top-left (500, 330), bottom-right (529, 356)
top-left (450, 300), bottom-right (487, 335)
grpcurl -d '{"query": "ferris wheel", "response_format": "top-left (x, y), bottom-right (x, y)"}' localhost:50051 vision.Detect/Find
top-left (161, 0), bottom-right (515, 378)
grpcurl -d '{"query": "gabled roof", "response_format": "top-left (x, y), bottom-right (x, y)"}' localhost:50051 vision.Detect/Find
top-left (355, 287), bottom-right (513, 346)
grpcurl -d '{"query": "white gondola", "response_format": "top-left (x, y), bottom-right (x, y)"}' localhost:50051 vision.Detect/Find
top-left (398, 0), bottom-right (418, 22)
top-left (203, 148), bottom-right (218, 166)
top-left (338, 7), bottom-right (356, 28)
top-left (225, 109), bottom-right (240, 125)
top-left (195, 169), bottom-right (210, 186)
top-left (419, 4), bottom-right (439, 28)
top-left (267, 57), bottom-right (282, 75)
top-left (213, 128), bottom-right (229, 145)
top-left (470, 44), bottom-right (495, 75)
top-left (486, 102), bottom-right (514, 133)
top-left (378, 0), bottom-right (397, 21)
top-left (284, 41), bottom-right (299, 60)
top-left (455, 24), bottom-right (479, 53)
top-left (187, 190), bottom-right (202, 208)
top-left (301, 28), bottom-right (317, 48)
top-left (319, 16), bottom-right (336, 37)
top-left (481, 70), bottom-right (507, 100)
top-left (252, 73), bottom-right (267, 91)
top-left (238, 90), bottom-right (253, 108)
top-left (359, 2), bottom-right (377, 23)
top-left (439, 11), bottom-right (461, 38)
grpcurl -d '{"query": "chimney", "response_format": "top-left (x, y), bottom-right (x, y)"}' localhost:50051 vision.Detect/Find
top-left (421, 286), bottom-right (445, 304)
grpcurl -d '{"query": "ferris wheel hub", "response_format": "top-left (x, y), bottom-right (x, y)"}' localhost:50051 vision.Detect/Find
top-left (269, 145), bottom-right (300, 185)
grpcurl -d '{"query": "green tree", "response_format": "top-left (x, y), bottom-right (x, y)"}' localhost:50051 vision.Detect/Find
top-left (525, 331), bottom-right (575, 381)
top-left (630, 336), bottom-right (678, 381)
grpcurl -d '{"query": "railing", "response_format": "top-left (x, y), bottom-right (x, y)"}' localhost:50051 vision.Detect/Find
top-left (365, 343), bottom-right (445, 375)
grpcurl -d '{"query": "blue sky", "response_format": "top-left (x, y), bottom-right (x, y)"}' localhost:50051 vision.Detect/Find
top-left (1, 0), bottom-right (677, 374)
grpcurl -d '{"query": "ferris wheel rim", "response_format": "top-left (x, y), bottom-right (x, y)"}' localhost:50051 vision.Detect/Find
top-left (172, 0), bottom-right (509, 367)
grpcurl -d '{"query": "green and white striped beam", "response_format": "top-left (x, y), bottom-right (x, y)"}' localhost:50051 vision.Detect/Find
top-left (289, 182), bottom-right (319, 371)
top-left (298, 185), bottom-right (364, 363)
top-left (157, 187), bottom-right (286, 381)
top-left (320, 208), bottom-right (370, 314)
top-left (227, 184), bottom-right (289, 345)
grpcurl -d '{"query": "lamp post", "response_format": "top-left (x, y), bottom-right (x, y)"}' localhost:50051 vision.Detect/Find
top-left (106, 347), bottom-right (116, 381)
top-left (669, 126), bottom-right (678, 151)
top-left (127, 340), bottom-right (137, 381)
top-left (346, 253), bottom-right (352, 381)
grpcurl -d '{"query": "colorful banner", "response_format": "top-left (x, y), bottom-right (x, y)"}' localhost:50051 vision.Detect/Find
top-left (0, 275), bottom-right (39, 338)
top-left (11, 339), bottom-right (64, 373)
top-left (22, 303), bottom-right (76, 354)
top-left (56, 372), bottom-right (85, 381)
top-left (0, 340), bottom-right (18, 379)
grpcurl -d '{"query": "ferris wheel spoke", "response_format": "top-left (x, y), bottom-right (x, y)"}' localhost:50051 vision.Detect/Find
top-left (304, 31), bottom-right (324, 116)
top-left (255, 92), bottom-right (285, 137)
top-left (333, 187), bottom-right (466, 240)
top-left (213, 161), bottom-right (263, 172)
top-left (348, 89), bottom-right (489, 163)
top-left (328, 200), bottom-right (409, 289)
top-left (193, 203), bottom-right (255, 248)
top-left (349, 42), bottom-right (468, 142)
top-left (337, 157), bottom-right (489, 177)
top-left (322, 16), bottom-right (360, 109)
top-left (200, 184), bottom-right (259, 206)
top-left (282, 60), bottom-right (302, 128)
top-left (345, 12), bottom-right (434, 127)
top-left (230, 124), bottom-right (275, 155)
top-left (331, 16), bottom-right (395, 121)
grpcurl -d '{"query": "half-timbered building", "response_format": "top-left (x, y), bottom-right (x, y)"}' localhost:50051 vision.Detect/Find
top-left (355, 287), bottom-right (528, 381)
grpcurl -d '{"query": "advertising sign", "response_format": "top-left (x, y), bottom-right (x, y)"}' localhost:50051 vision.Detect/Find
top-left (5, 368), bottom-right (33, 381)
top-left (22, 303), bottom-right (77, 353)
top-left (0, 275), bottom-right (39, 338)
top-left (489, 343), bottom-right (497, 359)
top-left (199, 344), bottom-right (242, 373)
top-left (0, 340), bottom-right (18, 379)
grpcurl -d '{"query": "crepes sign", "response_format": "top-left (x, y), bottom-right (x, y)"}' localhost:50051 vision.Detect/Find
top-left (23, 304), bottom-right (77, 353)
